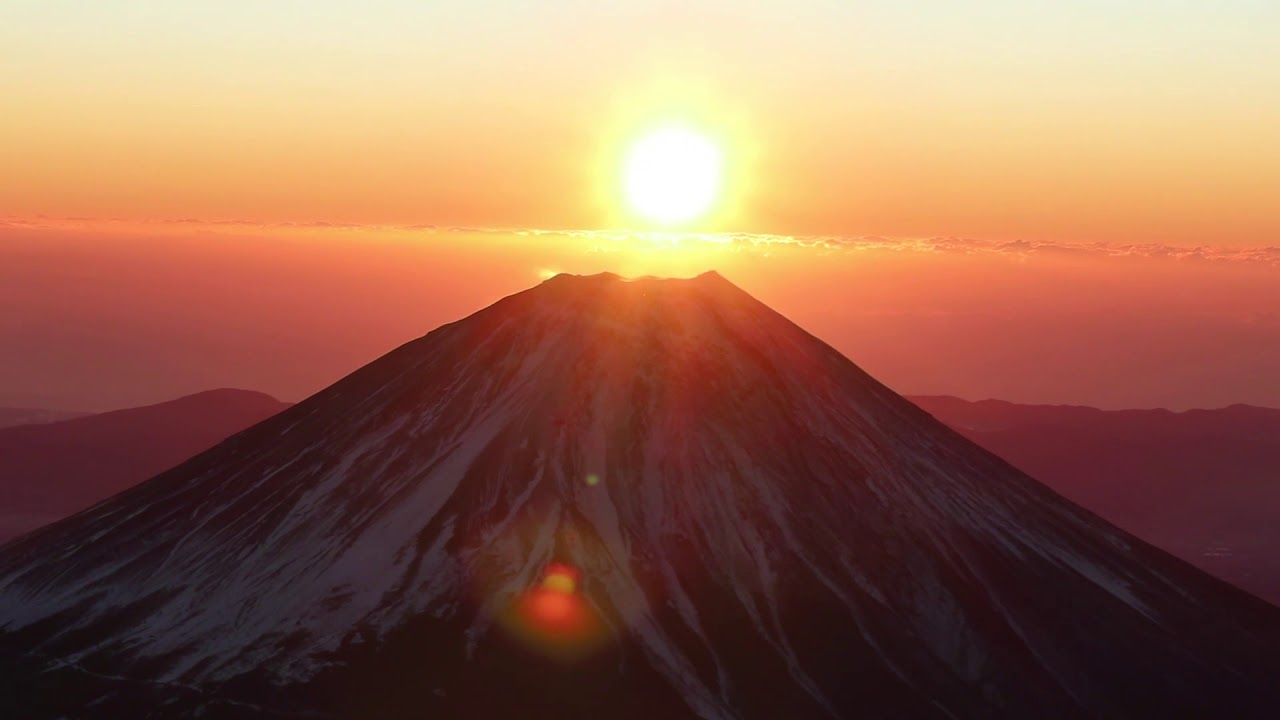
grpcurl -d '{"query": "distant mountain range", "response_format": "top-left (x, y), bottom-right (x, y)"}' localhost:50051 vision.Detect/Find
top-left (1, 273), bottom-right (1277, 718)
top-left (0, 407), bottom-right (91, 429)
top-left (0, 389), bottom-right (291, 544)
top-left (911, 396), bottom-right (1280, 606)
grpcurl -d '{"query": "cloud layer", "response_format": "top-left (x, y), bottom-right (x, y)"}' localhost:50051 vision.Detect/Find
top-left (4, 215), bottom-right (1278, 267)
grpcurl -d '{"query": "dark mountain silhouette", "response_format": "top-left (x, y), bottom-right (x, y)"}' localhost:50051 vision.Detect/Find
top-left (910, 395), bottom-right (1280, 606)
top-left (0, 407), bottom-right (91, 429)
top-left (0, 389), bottom-right (291, 544)
top-left (1, 273), bottom-right (1279, 719)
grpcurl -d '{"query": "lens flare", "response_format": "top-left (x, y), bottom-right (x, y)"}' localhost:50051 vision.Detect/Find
top-left (504, 562), bottom-right (606, 660)
top-left (539, 563), bottom-right (578, 595)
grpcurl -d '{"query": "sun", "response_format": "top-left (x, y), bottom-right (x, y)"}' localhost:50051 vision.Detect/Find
top-left (623, 126), bottom-right (723, 225)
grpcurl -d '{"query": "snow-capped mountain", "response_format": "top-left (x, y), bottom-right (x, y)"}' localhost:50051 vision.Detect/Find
top-left (1, 272), bottom-right (1278, 719)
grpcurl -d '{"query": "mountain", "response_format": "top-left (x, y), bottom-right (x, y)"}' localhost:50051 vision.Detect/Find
top-left (910, 395), bottom-right (1280, 606)
top-left (0, 389), bottom-right (291, 544)
top-left (0, 407), bottom-right (91, 429)
top-left (2, 272), bottom-right (1279, 719)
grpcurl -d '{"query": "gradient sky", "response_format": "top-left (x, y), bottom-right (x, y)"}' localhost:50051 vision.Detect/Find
top-left (4, 1), bottom-right (1278, 242)
top-left (2, 3), bottom-right (1278, 411)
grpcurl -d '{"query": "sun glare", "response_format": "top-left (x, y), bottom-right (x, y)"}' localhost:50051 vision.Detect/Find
top-left (623, 126), bottom-right (723, 225)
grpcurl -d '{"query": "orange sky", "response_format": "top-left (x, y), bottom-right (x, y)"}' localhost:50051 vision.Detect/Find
top-left (3, 2), bottom-right (1278, 244)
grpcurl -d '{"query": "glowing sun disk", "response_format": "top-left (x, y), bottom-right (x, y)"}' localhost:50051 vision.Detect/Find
top-left (623, 126), bottom-right (723, 225)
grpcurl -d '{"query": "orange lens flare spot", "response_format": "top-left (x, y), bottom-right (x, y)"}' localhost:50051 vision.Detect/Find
top-left (541, 569), bottom-right (578, 594)
top-left (503, 562), bottom-right (606, 660)
top-left (524, 588), bottom-right (580, 631)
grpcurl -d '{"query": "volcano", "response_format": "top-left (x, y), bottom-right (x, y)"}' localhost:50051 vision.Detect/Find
top-left (1, 272), bottom-right (1278, 719)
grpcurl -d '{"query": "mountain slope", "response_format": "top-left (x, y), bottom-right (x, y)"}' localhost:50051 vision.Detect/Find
top-left (0, 389), bottom-right (291, 543)
top-left (909, 395), bottom-right (1280, 606)
top-left (1, 273), bottom-right (1278, 719)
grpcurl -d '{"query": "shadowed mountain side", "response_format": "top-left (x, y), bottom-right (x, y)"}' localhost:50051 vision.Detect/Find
top-left (0, 389), bottom-right (292, 544)
top-left (910, 396), bottom-right (1280, 606)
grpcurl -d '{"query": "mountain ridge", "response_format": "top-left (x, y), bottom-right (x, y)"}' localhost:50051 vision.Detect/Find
top-left (911, 394), bottom-right (1280, 606)
top-left (0, 388), bottom-right (291, 544)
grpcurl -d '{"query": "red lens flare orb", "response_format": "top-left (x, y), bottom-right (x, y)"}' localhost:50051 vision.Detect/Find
top-left (505, 562), bottom-right (606, 660)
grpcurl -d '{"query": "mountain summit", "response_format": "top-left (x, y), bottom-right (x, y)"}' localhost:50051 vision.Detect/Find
top-left (2, 272), bottom-right (1279, 719)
